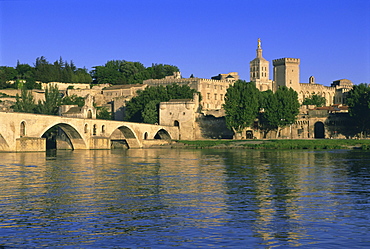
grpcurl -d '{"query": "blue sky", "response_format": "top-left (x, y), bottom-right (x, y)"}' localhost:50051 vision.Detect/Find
top-left (1, 0), bottom-right (369, 85)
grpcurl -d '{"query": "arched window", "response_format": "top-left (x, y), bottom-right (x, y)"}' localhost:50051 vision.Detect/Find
top-left (84, 124), bottom-right (88, 133)
top-left (87, 110), bottom-right (92, 119)
top-left (144, 132), bottom-right (148, 140)
top-left (93, 124), bottom-right (97, 135)
top-left (102, 125), bottom-right (105, 134)
top-left (20, 121), bottom-right (26, 137)
top-left (174, 120), bottom-right (179, 127)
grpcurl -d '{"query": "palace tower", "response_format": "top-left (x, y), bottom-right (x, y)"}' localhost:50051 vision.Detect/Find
top-left (273, 57), bottom-right (301, 92)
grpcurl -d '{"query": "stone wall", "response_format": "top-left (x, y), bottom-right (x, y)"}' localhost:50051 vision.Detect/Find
top-left (195, 115), bottom-right (233, 139)
top-left (145, 75), bottom-right (236, 111)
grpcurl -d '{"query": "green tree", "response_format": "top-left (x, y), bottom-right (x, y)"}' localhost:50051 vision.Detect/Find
top-left (97, 106), bottom-right (112, 120)
top-left (16, 62), bottom-right (34, 80)
top-left (36, 85), bottom-right (62, 115)
top-left (24, 78), bottom-right (40, 90)
top-left (61, 94), bottom-right (85, 107)
top-left (33, 56), bottom-right (92, 84)
top-left (258, 90), bottom-right (276, 137)
top-left (261, 86), bottom-right (300, 138)
top-left (0, 66), bottom-right (17, 89)
top-left (346, 83), bottom-right (370, 137)
top-left (13, 88), bottom-right (37, 113)
top-left (91, 60), bottom-right (179, 85)
top-left (302, 94), bottom-right (326, 107)
top-left (125, 84), bottom-right (197, 123)
top-left (223, 80), bottom-right (260, 135)
top-left (142, 100), bottom-right (158, 124)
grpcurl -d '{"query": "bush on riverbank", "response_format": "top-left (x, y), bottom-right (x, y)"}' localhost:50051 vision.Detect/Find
top-left (178, 139), bottom-right (370, 150)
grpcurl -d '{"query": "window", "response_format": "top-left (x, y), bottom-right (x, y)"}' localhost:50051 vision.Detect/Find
top-left (214, 94), bottom-right (217, 100)
top-left (207, 93), bottom-right (210, 99)
top-left (220, 94), bottom-right (223, 100)
top-left (93, 124), bottom-right (97, 135)
top-left (102, 125), bottom-right (106, 133)
top-left (84, 124), bottom-right (88, 133)
top-left (20, 121), bottom-right (26, 137)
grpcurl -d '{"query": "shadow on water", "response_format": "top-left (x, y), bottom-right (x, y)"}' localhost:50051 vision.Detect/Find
top-left (46, 149), bottom-right (57, 159)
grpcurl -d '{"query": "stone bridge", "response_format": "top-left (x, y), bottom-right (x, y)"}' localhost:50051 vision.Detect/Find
top-left (0, 112), bottom-right (179, 152)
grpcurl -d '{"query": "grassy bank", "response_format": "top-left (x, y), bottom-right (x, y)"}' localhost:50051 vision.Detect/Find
top-left (177, 139), bottom-right (370, 150)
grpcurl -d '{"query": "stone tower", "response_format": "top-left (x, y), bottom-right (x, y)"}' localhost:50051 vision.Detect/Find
top-left (250, 38), bottom-right (273, 91)
top-left (272, 58), bottom-right (300, 92)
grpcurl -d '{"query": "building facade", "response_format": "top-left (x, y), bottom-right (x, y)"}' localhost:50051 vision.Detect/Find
top-left (144, 72), bottom-right (238, 111)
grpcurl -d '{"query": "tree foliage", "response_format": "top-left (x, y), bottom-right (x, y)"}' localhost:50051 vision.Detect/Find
top-left (36, 85), bottom-right (62, 115)
top-left (1, 57), bottom-right (179, 89)
top-left (0, 66), bottom-right (17, 88)
top-left (125, 84), bottom-right (197, 123)
top-left (91, 60), bottom-right (179, 85)
top-left (61, 94), bottom-right (85, 107)
top-left (346, 83), bottom-right (370, 136)
top-left (260, 86), bottom-right (300, 137)
top-left (302, 94), bottom-right (326, 107)
top-left (34, 56), bottom-right (92, 83)
top-left (142, 100), bottom-right (159, 124)
top-left (96, 106), bottom-right (112, 120)
top-left (223, 80), bottom-right (260, 133)
top-left (13, 88), bottom-right (37, 113)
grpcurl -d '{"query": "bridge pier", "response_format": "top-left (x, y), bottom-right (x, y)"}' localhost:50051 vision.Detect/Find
top-left (16, 137), bottom-right (46, 152)
top-left (89, 137), bottom-right (111, 150)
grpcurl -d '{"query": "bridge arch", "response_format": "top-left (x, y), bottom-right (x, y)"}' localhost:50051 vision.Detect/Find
top-left (0, 133), bottom-right (9, 150)
top-left (110, 125), bottom-right (140, 149)
top-left (39, 123), bottom-right (87, 150)
top-left (154, 128), bottom-right (172, 140)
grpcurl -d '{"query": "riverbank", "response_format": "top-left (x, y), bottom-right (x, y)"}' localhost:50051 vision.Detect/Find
top-left (170, 139), bottom-right (370, 150)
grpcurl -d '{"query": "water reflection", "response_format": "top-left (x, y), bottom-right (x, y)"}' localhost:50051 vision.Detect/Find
top-left (0, 149), bottom-right (369, 247)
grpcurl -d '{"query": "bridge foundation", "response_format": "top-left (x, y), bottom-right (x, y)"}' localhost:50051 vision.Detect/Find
top-left (89, 137), bottom-right (111, 150)
top-left (16, 137), bottom-right (46, 152)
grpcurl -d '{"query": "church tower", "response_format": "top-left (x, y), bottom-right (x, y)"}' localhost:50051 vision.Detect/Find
top-left (250, 38), bottom-right (272, 91)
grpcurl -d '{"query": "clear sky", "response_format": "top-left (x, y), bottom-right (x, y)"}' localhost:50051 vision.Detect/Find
top-left (1, 0), bottom-right (369, 85)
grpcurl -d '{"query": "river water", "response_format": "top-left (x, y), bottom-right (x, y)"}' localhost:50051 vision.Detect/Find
top-left (0, 148), bottom-right (369, 248)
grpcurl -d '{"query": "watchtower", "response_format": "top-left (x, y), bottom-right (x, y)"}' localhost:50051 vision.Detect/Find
top-left (273, 58), bottom-right (300, 92)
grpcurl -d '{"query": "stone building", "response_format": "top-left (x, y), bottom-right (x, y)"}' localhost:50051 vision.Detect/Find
top-left (250, 38), bottom-right (274, 91)
top-left (144, 72), bottom-right (238, 111)
top-left (156, 39), bottom-right (356, 140)
top-left (159, 93), bottom-right (233, 139)
top-left (59, 94), bottom-right (97, 119)
top-left (250, 39), bottom-right (353, 106)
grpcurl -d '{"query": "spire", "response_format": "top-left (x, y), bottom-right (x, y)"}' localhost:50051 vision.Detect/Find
top-left (256, 38), bottom-right (262, 58)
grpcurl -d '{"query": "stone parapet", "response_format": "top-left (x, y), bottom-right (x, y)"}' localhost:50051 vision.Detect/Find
top-left (273, 58), bottom-right (300, 65)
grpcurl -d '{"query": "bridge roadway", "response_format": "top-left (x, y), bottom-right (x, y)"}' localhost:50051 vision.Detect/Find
top-left (0, 112), bottom-right (179, 152)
